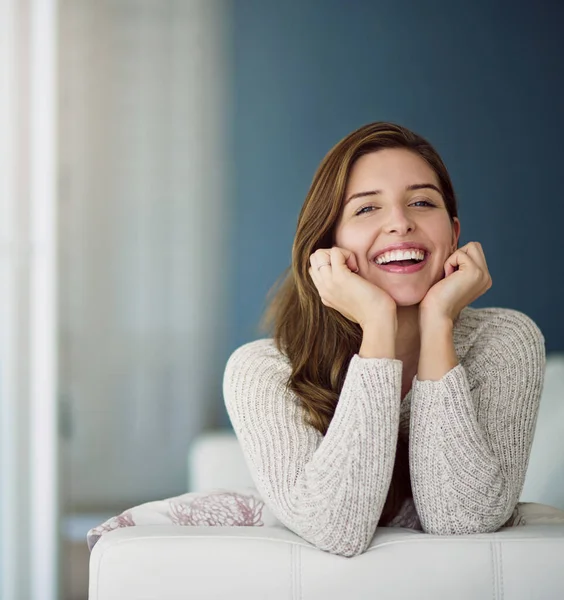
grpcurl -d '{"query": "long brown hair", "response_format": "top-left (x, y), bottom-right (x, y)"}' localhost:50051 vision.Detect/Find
top-left (261, 122), bottom-right (459, 525)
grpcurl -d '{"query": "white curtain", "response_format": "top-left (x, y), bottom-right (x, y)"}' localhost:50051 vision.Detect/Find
top-left (1, 1), bottom-right (228, 596)
top-left (58, 0), bottom-right (229, 511)
top-left (0, 1), bottom-right (59, 600)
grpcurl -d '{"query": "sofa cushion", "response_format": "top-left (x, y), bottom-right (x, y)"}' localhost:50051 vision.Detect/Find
top-left (89, 524), bottom-right (564, 600)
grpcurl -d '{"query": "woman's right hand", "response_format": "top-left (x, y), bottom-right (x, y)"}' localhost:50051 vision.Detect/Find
top-left (308, 246), bottom-right (397, 330)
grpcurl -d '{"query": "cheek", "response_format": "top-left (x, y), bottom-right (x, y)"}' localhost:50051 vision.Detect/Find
top-left (431, 249), bottom-right (451, 277)
top-left (335, 222), bottom-right (373, 249)
top-left (334, 224), bottom-right (355, 248)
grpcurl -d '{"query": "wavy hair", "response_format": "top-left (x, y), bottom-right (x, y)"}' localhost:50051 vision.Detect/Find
top-left (261, 122), bottom-right (459, 525)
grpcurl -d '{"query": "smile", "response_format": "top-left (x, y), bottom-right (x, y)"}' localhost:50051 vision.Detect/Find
top-left (373, 252), bottom-right (430, 274)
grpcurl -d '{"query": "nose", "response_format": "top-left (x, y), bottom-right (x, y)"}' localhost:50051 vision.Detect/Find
top-left (383, 205), bottom-right (415, 235)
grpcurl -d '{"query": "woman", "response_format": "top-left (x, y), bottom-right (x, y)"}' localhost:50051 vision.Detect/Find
top-left (223, 121), bottom-right (547, 558)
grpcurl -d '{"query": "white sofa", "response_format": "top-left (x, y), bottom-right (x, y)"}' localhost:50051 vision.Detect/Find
top-left (89, 354), bottom-right (564, 599)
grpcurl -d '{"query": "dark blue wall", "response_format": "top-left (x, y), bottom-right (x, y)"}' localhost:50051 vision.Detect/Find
top-left (225, 0), bottom-right (564, 377)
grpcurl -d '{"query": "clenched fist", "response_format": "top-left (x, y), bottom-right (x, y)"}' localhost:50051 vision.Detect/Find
top-left (308, 247), bottom-right (397, 330)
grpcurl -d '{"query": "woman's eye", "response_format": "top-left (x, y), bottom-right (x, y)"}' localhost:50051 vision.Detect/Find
top-left (411, 200), bottom-right (434, 207)
top-left (355, 205), bottom-right (376, 216)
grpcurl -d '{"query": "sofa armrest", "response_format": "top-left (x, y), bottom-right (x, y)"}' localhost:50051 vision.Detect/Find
top-left (90, 524), bottom-right (564, 600)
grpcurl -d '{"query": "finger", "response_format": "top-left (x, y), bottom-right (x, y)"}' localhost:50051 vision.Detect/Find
top-left (456, 242), bottom-right (488, 276)
top-left (308, 267), bottom-right (328, 305)
top-left (463, 242), bottom-right (488, 270)
top-left (310, 249), bottom-right (327, 267)
top-left (330, 246), bottom-right (359, 273)
top-left (310, 249), bottom-right (332, 271)
top-left (443, 246), bottom-right (476, 277)
top-left (463, 243), bottom-right (492, 288)
top-left (308, 265), bottom-right (323, 290)
top-left (309, 266), bottom-right (333, 309)
top-left (315, 259), bottom-right (333, 280)
top-left (333, 246), bottom-right (359, 273)
top-left (308, 249), bottom-right (333, 283)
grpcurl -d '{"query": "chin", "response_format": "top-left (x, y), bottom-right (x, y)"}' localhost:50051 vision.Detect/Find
top-left (385, 287), bottom-right (428, 308)
top-left (393, 297), bottom-right (424, 308)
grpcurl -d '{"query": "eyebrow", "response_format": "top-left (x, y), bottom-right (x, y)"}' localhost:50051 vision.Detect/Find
top-left (345, 183), bottom-right (443, 204)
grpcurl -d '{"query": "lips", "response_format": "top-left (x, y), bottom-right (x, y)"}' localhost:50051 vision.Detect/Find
top-left (374, 252), bottom-right (430, 274)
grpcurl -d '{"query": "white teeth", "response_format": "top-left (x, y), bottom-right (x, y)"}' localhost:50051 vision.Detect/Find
top-left (376, 249), bottom-right (426, 265)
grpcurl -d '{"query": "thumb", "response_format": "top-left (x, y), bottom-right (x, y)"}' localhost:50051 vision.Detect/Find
top-left (331, 246), bottom-right (359, 273)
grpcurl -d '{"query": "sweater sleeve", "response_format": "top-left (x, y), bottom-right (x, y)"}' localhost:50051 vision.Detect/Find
top-left (409, 310), bottom-right (546, 535)
top-left (223, 339), bottom-right (402, 557)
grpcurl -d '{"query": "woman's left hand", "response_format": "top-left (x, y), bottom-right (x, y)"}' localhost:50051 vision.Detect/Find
top-left (419, 241), bottom-right (493, 324)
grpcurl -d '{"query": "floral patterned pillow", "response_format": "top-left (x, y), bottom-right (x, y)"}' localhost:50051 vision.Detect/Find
top-left (87, 487), bottom-right (284, 551)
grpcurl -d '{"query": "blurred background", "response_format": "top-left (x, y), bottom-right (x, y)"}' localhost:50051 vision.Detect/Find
top-left (1, 0), bottom-right (563, 598)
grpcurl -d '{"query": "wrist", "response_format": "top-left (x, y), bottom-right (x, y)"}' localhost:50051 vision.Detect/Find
top-left (419, 308), bottom-right (454, 332)
top-left (417, 314), bottom-right (458, 381)
top-left (358, 312), bottom-right (397, 359)
top-left (360, 310), bottom-right (398, 337)
top-left (419, 315), bottom-right (454, 349)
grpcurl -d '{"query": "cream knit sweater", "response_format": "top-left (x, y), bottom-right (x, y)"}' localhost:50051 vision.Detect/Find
top-left (223, 306), bottom-right (546, 557)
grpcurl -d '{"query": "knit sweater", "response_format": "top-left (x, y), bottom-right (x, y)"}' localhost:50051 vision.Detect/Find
top-left (223, 306), bottom-right (546, 557)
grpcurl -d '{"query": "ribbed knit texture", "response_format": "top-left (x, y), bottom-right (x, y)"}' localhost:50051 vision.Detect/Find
top-left (223, 307), bottom-right (545, 557)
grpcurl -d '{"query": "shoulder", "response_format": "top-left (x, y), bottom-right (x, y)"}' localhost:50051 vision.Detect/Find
top-left (223, 339), bottom-right (293, 404)
top-left (459, 306), bottom-right (544, 344)
top-left (457, 306), bottom-right (545, 366)
top-left (225, 338), bottom-right (291, 377)
top-left (223, 338), bottom-right (307, 432)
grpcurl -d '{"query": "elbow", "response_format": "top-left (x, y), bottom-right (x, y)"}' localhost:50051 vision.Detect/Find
top-left (421, 508), bottom-right (513, 536)
top-left (270, 495), bottom-right (381, 558)
top-left (422, 521), bottom-right (497, 536)
top-left (334, 533), bottom-right (373, 558)
top-left (322, 535), bottom-right (372, 558)
top-left (417, 477), bottom-right (518, 536)
top-left (279, 512), bottom-right (375, 557)
top-left (292, 523), bottom-right (373, 558)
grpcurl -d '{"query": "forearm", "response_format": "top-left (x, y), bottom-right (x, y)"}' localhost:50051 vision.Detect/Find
top-left (408, 366), bottom-right (512, 535)
top-left (225, 339), bottom-right (404, 557)
top-left (417, 315), bottom-right (459, 381)
top-left (409, 311), bottom-right (545, 535)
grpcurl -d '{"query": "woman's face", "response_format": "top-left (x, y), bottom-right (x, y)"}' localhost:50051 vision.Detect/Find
top-left (334, 148), bottom-right (460, 307)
